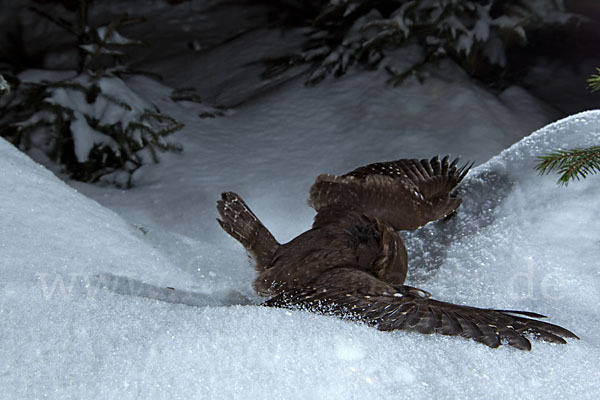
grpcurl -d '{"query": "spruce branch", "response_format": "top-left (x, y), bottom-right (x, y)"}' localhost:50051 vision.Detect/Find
top-left (258, 0), bottom-right (578, 86)
top-left (28, 6), bottom-right (82, 37)
top-left (82, 14), bottom-right (146, 72)
top-left (0, 74), bottom-right (9, 95)
top-left (535, 146), bottom-right (600, 186)
top-left (171, 87), bottom-right (203, 103)
top-left (1, 2), bottom-right (185, 188)
top-left (386, 49), bottom-right (439, 86)
top-left (587, 68), bottom-right (600, 92)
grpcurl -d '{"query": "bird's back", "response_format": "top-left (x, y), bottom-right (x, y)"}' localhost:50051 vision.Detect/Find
top-left (255, 210), bottom-right (408, 296)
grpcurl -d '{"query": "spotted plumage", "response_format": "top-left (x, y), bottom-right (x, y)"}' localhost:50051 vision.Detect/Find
top-left (216, 156), bottom-right (578, 350)
top-left (310, 156), bottom-right (473, 230)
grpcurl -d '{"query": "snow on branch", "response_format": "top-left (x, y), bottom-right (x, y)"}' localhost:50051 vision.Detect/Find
top-left (0, 74), bottom-right (9, 96)
top-left (0, 3), bottom-right (186, 188)
top-left (262, 0), bottom-right (581, 86)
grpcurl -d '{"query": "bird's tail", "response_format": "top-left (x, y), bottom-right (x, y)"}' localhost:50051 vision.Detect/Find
top-left (216, 192), bottom-right (279, 272)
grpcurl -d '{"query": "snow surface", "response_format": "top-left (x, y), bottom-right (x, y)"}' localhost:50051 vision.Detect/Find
top-left (2, 1), bottom-right (600, 398)
top-left (3, 107), bottom-right (600, 399)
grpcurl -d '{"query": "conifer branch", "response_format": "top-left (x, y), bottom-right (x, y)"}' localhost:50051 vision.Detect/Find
top-left (28, 6), bottom-right (82, 37)
top-left (535, 146), bottom-right (600, 186)
top-left (257, 0), bottom-right (579, 86)
top-left (0, 74), bottom-right (9, 96)
top-left (587, 68), bottom-right (600, 92)
top-left (0, 2), bottom-right (185, 188)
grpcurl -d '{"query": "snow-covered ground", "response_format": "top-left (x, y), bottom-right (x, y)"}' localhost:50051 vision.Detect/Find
top-left (1, 1), bottom-right (600, 399)
top-left (3, 109), bottom-right (600, 399)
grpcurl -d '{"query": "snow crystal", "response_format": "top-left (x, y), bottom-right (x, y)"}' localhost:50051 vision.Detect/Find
top-left (334, 336), bottom-right (366, 361)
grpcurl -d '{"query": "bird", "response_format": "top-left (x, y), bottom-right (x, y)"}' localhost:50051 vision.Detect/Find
top-left (216, 156), bottom-right (578, 350)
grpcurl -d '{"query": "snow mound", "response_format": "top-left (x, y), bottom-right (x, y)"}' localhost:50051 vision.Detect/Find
top-left (2, 111), bottom-right (600, 399)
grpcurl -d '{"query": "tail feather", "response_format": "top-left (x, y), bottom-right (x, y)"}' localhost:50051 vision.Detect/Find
top-left (216, 192), bottom-right (279, 272)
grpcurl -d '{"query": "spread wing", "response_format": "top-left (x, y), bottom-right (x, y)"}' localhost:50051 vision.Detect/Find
top-left (309, 156), bottom-right (473, 230)
top-left (263, 268), bottom-right (578, 350)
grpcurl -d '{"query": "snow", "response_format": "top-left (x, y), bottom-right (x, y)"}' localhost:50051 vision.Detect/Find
top-left (3, 100), bottom-right (600, 399)
top-left (0, 74), bottom-right (9, 95)
top-left (1, 1), bottom-right (599, 398)
top-left (15, 70), bottom-right (180, 163)
top-left (71, 111), bottom-right (112, 162)
top-left (96, 25), bottom-right (142, 46)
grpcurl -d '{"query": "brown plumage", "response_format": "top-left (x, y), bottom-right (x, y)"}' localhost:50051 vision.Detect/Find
top-left (310, 156), bottom-right (472, 230)
top-left (216, 156), bottom-right (578, 350)
top-left (217, 192), bottom-right (278, 273)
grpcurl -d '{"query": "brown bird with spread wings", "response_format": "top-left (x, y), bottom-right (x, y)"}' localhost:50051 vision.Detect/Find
top-left (216, 156), bottom-right (577, 350)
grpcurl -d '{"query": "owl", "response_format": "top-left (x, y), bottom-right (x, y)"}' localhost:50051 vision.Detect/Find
top-left (216, 156), bottom-right (577, 350)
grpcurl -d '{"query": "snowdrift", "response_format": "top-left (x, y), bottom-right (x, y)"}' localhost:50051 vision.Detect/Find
top-left (1, 111), bottom-right (599, 399)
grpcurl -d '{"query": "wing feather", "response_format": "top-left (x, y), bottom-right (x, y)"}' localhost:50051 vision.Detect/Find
top-left (263, 269), bottom-right (578, 350)
top-left (309, 156), bottom-right (473, 230)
